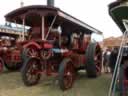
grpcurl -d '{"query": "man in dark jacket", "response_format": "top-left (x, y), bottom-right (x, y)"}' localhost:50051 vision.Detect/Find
top-left (109, 47), bottom-right (118, 74)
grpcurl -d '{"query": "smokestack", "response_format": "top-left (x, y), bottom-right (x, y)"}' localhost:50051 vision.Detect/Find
top-left (20, 0), bottom-right (24, 7)
top-left (47, 0), bottom-right (54, 7)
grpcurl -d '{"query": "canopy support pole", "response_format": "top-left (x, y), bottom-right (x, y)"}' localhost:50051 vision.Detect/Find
top-left (22, 18), bottom-right (25, 41)
top-left (45, 15), bottom-right (57, 40)
top-left (42, 16), bottom-right (45, 40)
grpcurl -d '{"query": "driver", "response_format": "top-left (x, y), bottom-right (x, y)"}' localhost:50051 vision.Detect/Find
top-left (82, 34), bottom-right (91, 49)
top-left (71, 33), bottom-right (79, 49)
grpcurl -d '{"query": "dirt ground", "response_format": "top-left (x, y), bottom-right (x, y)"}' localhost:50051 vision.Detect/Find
top-left (0, 71), bottom-right (111, 96)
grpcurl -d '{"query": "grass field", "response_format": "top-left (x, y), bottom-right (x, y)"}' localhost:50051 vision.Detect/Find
top-left (0, 71), bottom-right (112, 96)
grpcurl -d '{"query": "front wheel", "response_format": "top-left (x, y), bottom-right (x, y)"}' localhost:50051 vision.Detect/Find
top-left (58, 58), bottom-right (75, 90)
top-left (21, 58), bottom-right (41, 86)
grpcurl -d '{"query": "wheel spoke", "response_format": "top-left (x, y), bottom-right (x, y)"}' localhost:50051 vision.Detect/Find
top-left (94, 46), bottom-right (102, 74)
top-left (25, 59), bottom-right (40, 83)
top-left (64, 64), bottom-right (74, 89)
top-left (59, 59), bottom-right (75, 90)
top-left (27, 74), bottom-right (32, 81)
top-left (27, 48), bottom-right (38, 57)
top-left (31, 75), bottom-right (37, 82)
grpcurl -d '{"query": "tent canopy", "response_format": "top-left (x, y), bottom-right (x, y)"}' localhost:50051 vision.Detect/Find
top-left (5, 5), bottom-right (102, 35)
top-left (109, 1), bottom-right (128, 32)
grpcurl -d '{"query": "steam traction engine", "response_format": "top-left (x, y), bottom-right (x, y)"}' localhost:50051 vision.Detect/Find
top-left (0, 27), bottom-right (28, 72)
top-left (5, 3), bottom-right (102, 90)
top-left (109, 1), bottom-right (128, 95)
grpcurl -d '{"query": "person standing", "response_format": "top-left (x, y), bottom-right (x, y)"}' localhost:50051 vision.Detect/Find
top-left (103, 49), bottom-right (111, 73)
top-left (109, 47), bottom-right (118, 74)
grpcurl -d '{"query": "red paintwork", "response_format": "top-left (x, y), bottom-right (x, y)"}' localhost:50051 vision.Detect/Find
top-left (124, 80), bottom-right (128, 85)
top-left (44, 43), bottom-right (53, 49)
top-left (4, 50), bottom-right (21, 64)
top-left (62, 51), bottom-right (72, 57)
top-left (23, 41), bottom-right (41, 49)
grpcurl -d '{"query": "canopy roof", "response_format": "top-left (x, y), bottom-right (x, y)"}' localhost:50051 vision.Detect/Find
top-left (109, 1), bottom-right (128, 32)
top-left (5, 5), bottom-right (102, 35)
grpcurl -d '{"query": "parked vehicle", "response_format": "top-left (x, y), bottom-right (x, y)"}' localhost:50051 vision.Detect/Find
top-left (0, 35), bottom-right (23, 71)
top-left (5, 2), bottom-right (102, 90)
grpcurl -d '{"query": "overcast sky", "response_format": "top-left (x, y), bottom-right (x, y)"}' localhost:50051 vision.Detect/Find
top-left (0, 0), bottom-right (122, 39)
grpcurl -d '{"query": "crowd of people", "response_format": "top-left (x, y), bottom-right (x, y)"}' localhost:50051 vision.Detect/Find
top-left (103, 47), bottom-right (118, 74)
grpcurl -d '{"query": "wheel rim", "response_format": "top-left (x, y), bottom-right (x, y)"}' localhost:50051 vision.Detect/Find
top-left (41, 50), bottom-right (51, 60)
top-left (94, 45), bottom-right (102, 75)
top-left (25, 59), bottom-right (40, 83)
top-left (63, 62), bottom-right (75, 89)
top-left (26, 48), bottom-right (38, 58)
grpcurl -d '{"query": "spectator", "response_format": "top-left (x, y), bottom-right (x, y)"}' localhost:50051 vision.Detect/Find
top-left (103, 48), bottom-right (111, 73)
top-left (109, 47), bottom-right (118, 74)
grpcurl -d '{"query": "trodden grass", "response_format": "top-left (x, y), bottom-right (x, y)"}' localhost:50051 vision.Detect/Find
top-left (0, 71), bottom-right (111, 96)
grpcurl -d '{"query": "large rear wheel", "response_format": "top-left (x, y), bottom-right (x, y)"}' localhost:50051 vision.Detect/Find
top-left (21, 58), bottom-right (41, 86)
top-left (58, 58), bottom-right (75, 90)
top-left (85, 42), bottom-right (102, 77)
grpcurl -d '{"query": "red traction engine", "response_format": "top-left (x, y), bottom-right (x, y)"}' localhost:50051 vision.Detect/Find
top-left (0, 36), bottom-right (24, 71)
top-left (5, 5), bottom-right (102, 90)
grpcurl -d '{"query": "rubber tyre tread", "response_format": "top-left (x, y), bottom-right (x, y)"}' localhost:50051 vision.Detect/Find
top-left (85, 42), bottom-right (98, 78)
top-left (58, 58), bottom-right (74, 90)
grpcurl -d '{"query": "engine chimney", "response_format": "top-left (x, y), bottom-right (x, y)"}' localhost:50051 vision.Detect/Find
top-left (47, 0), bottom-right (54, 7)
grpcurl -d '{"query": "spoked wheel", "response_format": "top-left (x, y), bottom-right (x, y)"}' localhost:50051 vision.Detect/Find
top-left (22, 58), bottom-right (41, 86)
top-left (26, 48), bottom-right (38, 57)
top-left (58, 58), bottom-right (75, 90)
top-left (86, 42), bottom-right (102, 77)
top-left (0, 58), bottom-right (4, 72)
top-left (22, 47), bottom-right (38, 60)
top-left (94, 44), bottom-right (102, 75)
